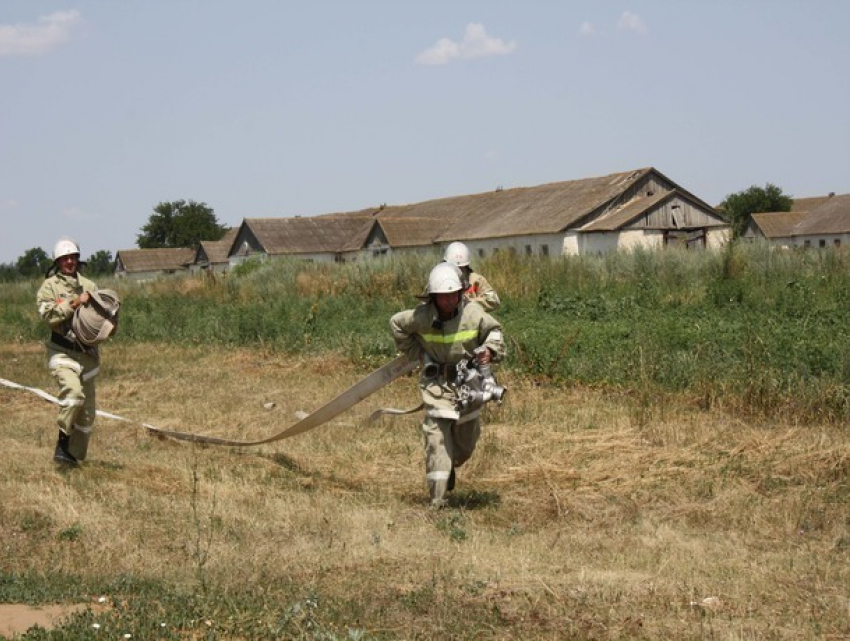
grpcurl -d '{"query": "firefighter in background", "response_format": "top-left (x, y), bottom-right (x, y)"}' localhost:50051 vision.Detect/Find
top-left (391, 263), bottom-right (506, 508)
top-left (443, 241), bottom-right (500, 312)
top-left (36, 237), bottom-right (100, 466)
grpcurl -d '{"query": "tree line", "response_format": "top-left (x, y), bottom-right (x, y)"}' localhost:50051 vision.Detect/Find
top-left (0, 200), bottom-right (228, 282)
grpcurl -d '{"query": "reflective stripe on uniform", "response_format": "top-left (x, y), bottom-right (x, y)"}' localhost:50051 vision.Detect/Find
top-left (427, 470), bottom-right (451, 481)
top-left (421, 329), bottom-right (478, 345)
top-left (456, 410), bottom-right (480, 425)
top-left (63, 398), bottom-right (84, 408)
top-left (73, 423), bottom-right (94, 433)
top-left (49, 354), bottom-right (82, 374)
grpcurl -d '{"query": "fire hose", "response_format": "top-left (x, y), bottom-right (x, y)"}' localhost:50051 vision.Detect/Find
top-left (1, 354), bottom-right (418, 447)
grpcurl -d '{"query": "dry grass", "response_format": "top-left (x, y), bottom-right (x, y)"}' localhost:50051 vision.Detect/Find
top-left (1, 341), bottom-right (848, 639)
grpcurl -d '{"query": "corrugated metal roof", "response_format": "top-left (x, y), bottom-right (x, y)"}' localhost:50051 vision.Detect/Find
top-left (376, 217), bottom-right (447, 247)
top-left (310, 167), bottom-right (659, 243)
top-left (199, 228), bottom-right (239, 264)
top-left (791, 196), bottom-right (834, 212)
top-left (794, 193), bottom-right (850, 235)
top-left (750, 212), bottom-right (809, 238)
top-left (753, 193), bottom-right (850, 238)
top-left (432, 168), bottom-right (656, 241)
top-left (116, 248), bottom-right (196, 272)
top-left (234, 167), bottom-right (723, 255)
top-left (580, 190), bottom-right (672, 231)
top-left (245, 216), bottom-right (373, 255)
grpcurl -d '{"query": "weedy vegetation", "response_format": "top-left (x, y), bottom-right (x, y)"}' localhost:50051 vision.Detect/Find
top-left (0, 245), bottom-right (848, 639)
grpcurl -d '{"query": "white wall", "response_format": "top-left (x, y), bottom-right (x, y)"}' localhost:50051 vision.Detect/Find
top-left (706, 228), bottom-right (732, 249)
top-left (573, 229), bottom-right (727, 254)
top-left (785, 233), bottom-right (848, 248)
top-left (565, 230), bottom-right (667, 255)
top-left (579, 232), bottom-right (621, 254)
top-left (562, 232), bottom-right (580, 255)
top-left (618, 229), bottom-right (664, 251)
top-left (114, 269), bottom-right (187, 282)
top-left (462, 234), bottom-right (563, 260)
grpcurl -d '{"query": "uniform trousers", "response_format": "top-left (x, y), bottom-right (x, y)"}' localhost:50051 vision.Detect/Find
top-left (422, 413), bottom-right (480, 504)
top-left (47, 344), bottom-right (99, 461)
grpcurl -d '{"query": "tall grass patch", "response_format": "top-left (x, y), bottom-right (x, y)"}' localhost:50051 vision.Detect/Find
top-left (1, 244), bottom-right (848, 423)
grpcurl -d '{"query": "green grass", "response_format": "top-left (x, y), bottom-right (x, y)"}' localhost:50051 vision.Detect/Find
top-left (2, 244), bottom-right (848, 422)
top-left (0, 571), bottom-right (390, 639)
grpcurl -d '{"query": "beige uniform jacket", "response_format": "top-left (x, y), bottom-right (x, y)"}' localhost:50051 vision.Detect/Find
top-left (37, 272), bottom-right (97, 348)
top-left (390, 300), bottom-right (506, 420)
top-left (465, 272), bottom-right (500, 312)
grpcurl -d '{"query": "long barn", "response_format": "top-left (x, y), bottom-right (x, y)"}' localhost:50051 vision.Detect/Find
top-left (228, 166), bottom-right (730, 264)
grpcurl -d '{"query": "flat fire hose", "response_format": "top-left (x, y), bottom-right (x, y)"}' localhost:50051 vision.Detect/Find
top-left (1, 354), bottom-right (418, 447)
top-left (368, 403), bottom-right (424, 423)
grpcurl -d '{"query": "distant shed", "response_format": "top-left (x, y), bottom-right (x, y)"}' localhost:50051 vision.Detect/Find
top-left (193, 228), bottom-right (239, 273)
top-left (745, 193), bottom-right (850, 248)
top-left (114, 248), bottom-right (196, 280)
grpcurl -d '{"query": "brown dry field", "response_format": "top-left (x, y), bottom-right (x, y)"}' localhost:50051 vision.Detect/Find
top-left (1, 340), bottom-right (848, 639)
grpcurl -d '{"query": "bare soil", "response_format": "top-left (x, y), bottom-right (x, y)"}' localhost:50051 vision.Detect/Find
top-left (0, 602), bottom-right (108, 637)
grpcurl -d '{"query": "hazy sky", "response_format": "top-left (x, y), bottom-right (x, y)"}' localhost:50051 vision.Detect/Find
top-left (2, 1), bottom-right (848, 263)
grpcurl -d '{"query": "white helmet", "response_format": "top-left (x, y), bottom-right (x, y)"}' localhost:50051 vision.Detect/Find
top-left (443, 241), bottom-right (470, 268)
top-left (53, 237), bottom-right (81, 260)
top-left (426, 262), bottom-right (463, 295)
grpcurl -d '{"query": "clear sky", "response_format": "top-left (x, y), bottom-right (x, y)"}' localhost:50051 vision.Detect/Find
top-left (2, 1), bottom-right (848, 264)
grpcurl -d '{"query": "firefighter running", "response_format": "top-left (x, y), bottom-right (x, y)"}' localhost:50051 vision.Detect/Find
top-left (391, 262), bottom-right (506, 508)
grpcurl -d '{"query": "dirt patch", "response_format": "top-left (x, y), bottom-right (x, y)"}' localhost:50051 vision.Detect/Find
top-left (0, 602), bottom-right (107, 636)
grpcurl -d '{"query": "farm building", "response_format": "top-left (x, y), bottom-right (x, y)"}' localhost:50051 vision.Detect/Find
top-left (192, 228), bottom-right (239, 273)
top-left (111, 167), bottom-right (729, 278)
top-left (229, 215), bottom-right (378, 264)
top-left (113, 248), bottom-right (196, 280)
top-left (228, 167), bottom-right (730, 264)
top-left (744, 192), bottom-right (850, 248)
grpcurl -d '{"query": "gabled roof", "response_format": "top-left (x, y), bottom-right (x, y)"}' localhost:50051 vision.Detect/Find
top-left (115, 248), bottom-right (195, 273)
top-left (198, 229), bottom-right (237, 265)
top-left (373, 217), bottom-right (447, 248)
top-left (580, 190), bottom-right (672, 231)
top-left (234, 167), bottom-right (722, 256)
top-left (749, 212), bottom-right (809, 239)
top-left (430, 168), bottom-right (659, 241)
top-left (751, 193), bottom-right (850, 238)
top-left (198, 228), bottom-right (238, 264)
top-left (793, 193), bottom-right (850, 235)
top-left (581, 189), bottom-right (727, 232)
top-left (243, 216), bottom-right (373, 255)
top-left (310, 167), bottom-right (690, 244)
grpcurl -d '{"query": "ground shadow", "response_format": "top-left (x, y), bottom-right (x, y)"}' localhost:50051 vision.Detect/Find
top-left (449, 489), bottom-right (501, 510)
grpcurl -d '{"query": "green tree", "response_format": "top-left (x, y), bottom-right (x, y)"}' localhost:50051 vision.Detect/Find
top-left (85, 250), bottom-right (114, 277)
top-left (718, 183), bottom-right (793, 239)
top-left (137, 200), bottom-right (228, 249)
top-left (16, 247), bottom-right (52, 279)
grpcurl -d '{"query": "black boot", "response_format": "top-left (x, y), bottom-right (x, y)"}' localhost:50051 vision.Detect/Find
top-left (54, 431), bottom-right (78, 466)
top-left (447, 468), bottom-right (456, 492)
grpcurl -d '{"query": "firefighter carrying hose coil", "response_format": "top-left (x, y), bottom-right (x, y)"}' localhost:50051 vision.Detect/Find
top-left (36, 237), bottom-right (119, 466)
